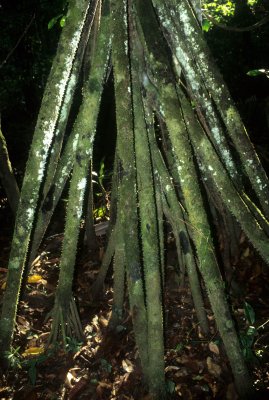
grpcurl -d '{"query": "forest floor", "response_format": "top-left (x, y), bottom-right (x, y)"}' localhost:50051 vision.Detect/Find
top-left (0, 200), bottom-right (269, 400)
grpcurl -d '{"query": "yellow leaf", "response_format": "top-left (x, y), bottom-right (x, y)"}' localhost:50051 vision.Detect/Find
top-left (22, 347), bottom-right (45, 357)
top-left (1, 281), bottom-right (6, 290)
top-left (27, 275), bottom-right (42, 283)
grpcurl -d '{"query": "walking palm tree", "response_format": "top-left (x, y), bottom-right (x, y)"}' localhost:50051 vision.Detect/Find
top-left (1, 0), bottom-right (269, 398)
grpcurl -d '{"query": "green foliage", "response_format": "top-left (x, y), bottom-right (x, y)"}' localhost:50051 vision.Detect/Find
top-left (24, 354), bottom-right (48, 385)
top-left (247, 0), bottom-right (259, 8)
top-left (239, 302), bottom-right (258, 363)
top-left (48, 14), bottom-right (64, 30)
top-left (60, 16), bottom-right (66, 28)
top-left (202, 19), bottom-right (211, 32)
top-left (48, 13), bottom-right (66, 30)
top-left (4, 346), bottom-right (49, 385)
top-left (4, 346), bottom-right (21, 369)
top-left (65, 336), bottom-right (83, 353)
top-left (165, 379), bottom-right (176, 394)
top-left (93, 205), bottom-right (107, 219)
top-left (174, 342), bottom-right (184, 352)
top-left (202, 0), bottom-right (235, 21)
top-left (100, 358), bottom-right (112, 373)
top-left (93, 158), bottom-right (111, 220)
top-left (244, 301), bottom-right (255, 325)
top-left (247, 69), bottom-right (269, 78)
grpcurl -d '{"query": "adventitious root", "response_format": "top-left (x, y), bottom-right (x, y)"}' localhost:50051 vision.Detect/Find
top-left (46, 296), bottom-right (84, 348)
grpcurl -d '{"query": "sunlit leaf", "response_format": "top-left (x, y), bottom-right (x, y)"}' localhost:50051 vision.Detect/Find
top-left (27, 274), bottom-right (42, 284)
top-left (122, 359), bottom-right (134, 373)
top-left (94, 206), bottom-right (106, 219)
top-left (22, 347), bottom-right (45, 357)
top-left (60, 16), bottom-right (66, 28)
top-left (209, 341), bottom-right (220, 355)
top-left (202, 19), bottom-right (211, 32)
top-left (48, 14), bottom-right (63, 30)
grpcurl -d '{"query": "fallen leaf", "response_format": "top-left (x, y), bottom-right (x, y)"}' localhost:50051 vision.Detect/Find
top-left (68, 377), bottom-right (88, 400)
top-left (22, 347), bottom-right (45, 357)
top-left (27, 275), bottom-right (42, 283)
top-left (17, 315), bottom-right (30, 334)
top-left (209, 341), bottom-right (220, 355)
top-left (206, 356), bottom-right (221, 377)
top-left (99, 315), bottom-right (109, 327)
top-left (122, 359), bottom-right (134, 373)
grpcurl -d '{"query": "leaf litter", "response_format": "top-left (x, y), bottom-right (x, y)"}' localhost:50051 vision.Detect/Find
top-left (0, 212), bottom-right (269, 399)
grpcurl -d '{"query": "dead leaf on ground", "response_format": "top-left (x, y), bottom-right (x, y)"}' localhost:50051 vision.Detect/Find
top-left (122, 359), bottom-right (134, 373)
top-left (206, 356), bottom-right (221, 377)
top-left (209, 341), bottom-right (220, 355)
top-left (28, 275), bottom-right (43, 283)
top-left (68, 377), bottom-right (88, 400)
top-left (22, 347), bottom-right (45, 357)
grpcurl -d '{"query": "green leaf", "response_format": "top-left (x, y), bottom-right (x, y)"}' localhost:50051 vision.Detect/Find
top-left (48, 14), bottom-right (63, 30)
top-left (247, 325), bottom-right (257, 337)
top-left (60, 16), bottom-right (66, 28)
top-left (202, 19), bottom-right (211, 32)
top-left (247, 69), bottom-right (268, 77)
top-left (175, 342), bottom-right (184, 352)
top-left (28, 363), bottom-right (37, 385)
top-left (165, 379), bottom-right (175, 394)
top-left (65, 336), bottom-right (82, 353)
top-left (94, 206), bottom-right (106, 218)
top-left (100, 358), bottom-right (112, 373)
top-left (244, 302), bottom-right (255, 325)
top-left (98, 158), bottom-right (105, 185)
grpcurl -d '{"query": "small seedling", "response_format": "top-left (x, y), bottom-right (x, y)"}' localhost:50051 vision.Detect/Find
top-left (65, 336), bottom-right (83, 353)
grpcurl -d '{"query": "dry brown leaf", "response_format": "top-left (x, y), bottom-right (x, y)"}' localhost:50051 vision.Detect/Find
top-left (206, 356), bottom-right (221, 377)
top-left (165, 365), bottom-right (180, 372)
top-left (68, 377), bottom-right (88, 400)
top-left (98, 381), bottom-right (112, 389)
top-left (208, 341), bottom-right (220, 355)
top-left (65, 371), bottom-right (75, 388)
top-left (99, 315), bottom-right (109, 327)
top-left (122, 359), bottom-right (134, 373)
top-left (17, 315), bottom-right (30, 334)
